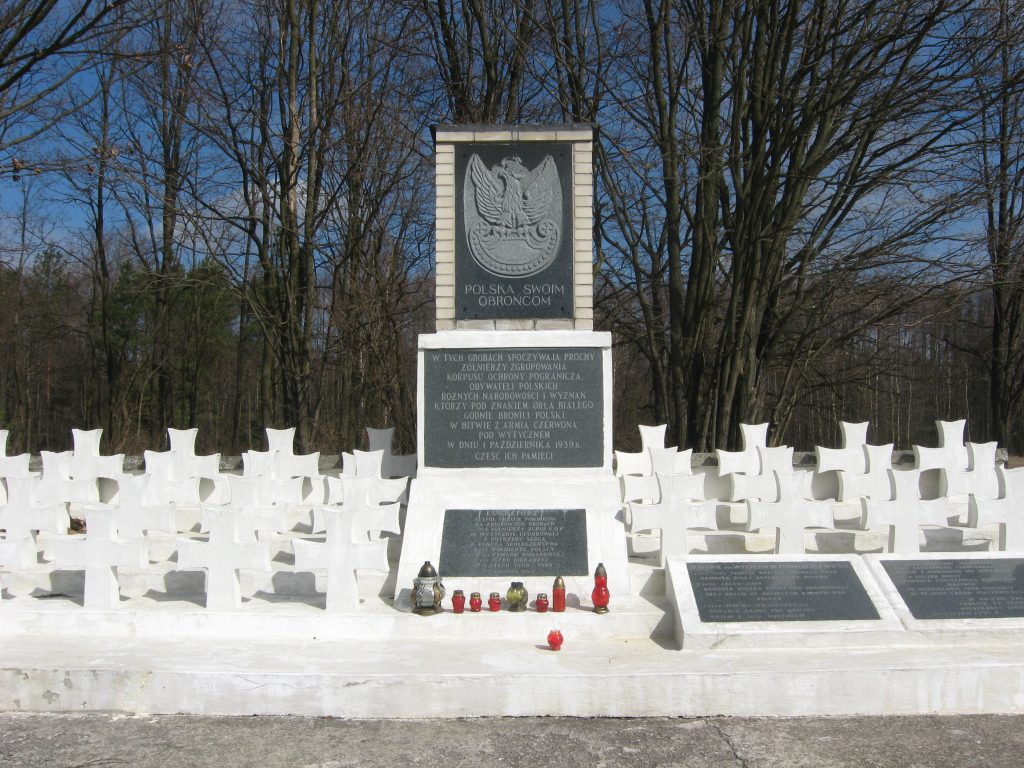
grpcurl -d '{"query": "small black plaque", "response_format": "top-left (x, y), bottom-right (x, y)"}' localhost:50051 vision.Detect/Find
top-left (438, 508), bottom-right (588, 577)
top-left (455, 142), bottom-right (574, 320)
top-left (687, 561), bottom-right (880, 623)
top-left (882, 558), bottom-right (1024, 619)
top-left (423, 347), bottom-right (603, 468)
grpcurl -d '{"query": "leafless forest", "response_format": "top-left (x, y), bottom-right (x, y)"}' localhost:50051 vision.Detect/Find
top-left (0, 0), bottom-right (1022, 456)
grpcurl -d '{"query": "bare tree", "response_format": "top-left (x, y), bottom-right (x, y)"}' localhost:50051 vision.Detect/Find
top-left (0, 0), bottom-right (133, 170)
top-left (968, 0), bottom-right (1024, 452)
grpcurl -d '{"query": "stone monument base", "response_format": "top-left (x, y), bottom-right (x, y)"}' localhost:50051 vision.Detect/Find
top-left (3, 560), bottom-right (1024, 717)
top-left (394, 472), bottom-right (630, 604)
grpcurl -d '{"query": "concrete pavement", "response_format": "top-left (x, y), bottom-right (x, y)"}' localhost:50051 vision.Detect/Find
top-left (1, 713), bottom-right (1022, 767)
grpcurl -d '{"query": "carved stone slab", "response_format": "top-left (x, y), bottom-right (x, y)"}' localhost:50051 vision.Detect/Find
top-left (687, 560), bottom-right (880, 623)
top-left (423, 346), bottom-right (603, 468)
top-left (455, 142), bottom-right (573, 320)
top-left (438, 508), bottom-right (588, 577)
top-left (882, 557), bottom-right (1024, 620)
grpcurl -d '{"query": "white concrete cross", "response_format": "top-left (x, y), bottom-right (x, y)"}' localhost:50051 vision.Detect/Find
top-left (861, 469), bottom-right (956, 554)
top-left (178, 506), bottom-right (271, 610)
top-left (629, 472), bottom-right (714, 566)
top-left (111, 475), bottom-right (178, 541)
top-left (318, 451), bottom-right (405, 536)
top-left (53, 505), bottom-right (148, 609)
top-left (293, 506), bottom-right (389, 611)
top-left (0, 476), bottom-right (70, 545)
top-left (0, 429), bottom-right (31, 479)
top-left (815, 421), bottom-right (870, 474)
top-left (914, 419), bottom-right (969, 473)
top-left (942, 442), bottom-right (1000, 500)
top-left (969, 466), bottom-right (1024, 551)
top-left (746, 471), bottom-right (835, 554)
top-left (716, 422), bottom-right (769, 476)
top-left (837, 443), bottom-right (894, 501)
top-left (366, 427), bottom-right (418, 480)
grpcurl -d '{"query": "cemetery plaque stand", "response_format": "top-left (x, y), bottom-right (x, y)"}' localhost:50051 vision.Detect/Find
top-left (396, 125), bottom-right (629, 601)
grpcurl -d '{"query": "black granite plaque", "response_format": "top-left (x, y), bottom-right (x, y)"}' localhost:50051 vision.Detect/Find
top-left (455, 142), bottom-right (573, 320)
top-left (687, 561), bottom-right (880, 622)
top-left (882, 558), bottom-right (1024, 619)
top-left (423, 346), bottom-right (603, 468)
top-left (438, 508), bottom-right (589, 577)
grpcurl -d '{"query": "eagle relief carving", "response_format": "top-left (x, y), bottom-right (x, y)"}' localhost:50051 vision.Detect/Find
top-left (464, 154), bottom-right (562, 277)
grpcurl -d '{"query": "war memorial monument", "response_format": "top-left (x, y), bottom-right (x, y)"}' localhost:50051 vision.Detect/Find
top-left (1, 125), bottom-right (1024, 717)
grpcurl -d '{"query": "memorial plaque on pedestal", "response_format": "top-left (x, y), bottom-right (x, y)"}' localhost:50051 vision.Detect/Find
top-left (423, 346), bottom-right (603, 468)
top-left (687, 560), bottom-right (880, 622)
top-left (438, 508), bottom-right (588, 577)
top-left (455, 142), bottom-right (573, 320)
top-left (882, 558), bottom-right (1024, 619)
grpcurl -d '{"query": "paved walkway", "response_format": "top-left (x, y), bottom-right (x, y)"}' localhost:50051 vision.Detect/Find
top-left (1, 713), bottom-right (1022, 767)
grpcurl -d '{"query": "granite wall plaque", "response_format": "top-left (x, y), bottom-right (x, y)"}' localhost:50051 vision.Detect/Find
top-left (882, 558), bottom-right (1024, 619)
top-left (438, 508), bottom-right (589, 577)
top-left (423, 346), bottom-right (603, 468)
top-left (455, 142), bottom-right (573, 320)
top-left (687, 561), bottom-right (881, 622)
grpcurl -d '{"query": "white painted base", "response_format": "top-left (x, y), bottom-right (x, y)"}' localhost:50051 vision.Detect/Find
top-left (3, 559), bottom-right (1024, 717)
top-left (3, 634), bottom-right (1024, 717)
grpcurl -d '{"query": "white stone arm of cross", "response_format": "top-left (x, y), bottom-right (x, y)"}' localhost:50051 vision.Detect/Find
top-left (621, 474), bottom-right (659, 505)
top-left (968, 466), bottom-right (1024, 551)
top-left (717, 448), bottom-right (758, 477)
top-left (72, 428), bottom-right (103, 456)
top-left (167, 427), bottom-right (198, 454)
top-left (614, 450), bottom-right (650, 477)
top-left (352, 449), bottom-right (385, 479)
top-left (0, 453), bottom-right (31, 479)
top-left (730, 471), bottom-right (779, 503)
top-left (638, 424), bottom-right (667, 451)
top-left (367, 477), bottom-right (409, 506)
top-left (242, 450), bottom-right (275, 478)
